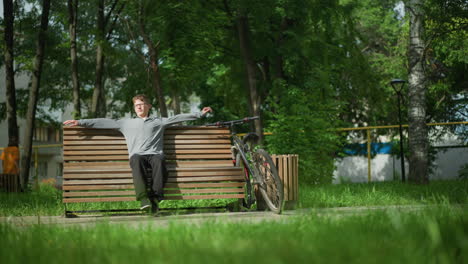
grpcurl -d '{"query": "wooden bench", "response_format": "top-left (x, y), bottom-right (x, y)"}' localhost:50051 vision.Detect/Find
top-left (62, 126), bottom-right (245, 216)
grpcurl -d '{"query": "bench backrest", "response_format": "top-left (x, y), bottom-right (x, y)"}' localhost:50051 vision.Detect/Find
top-left (62, 126), bottom-right (245, 203)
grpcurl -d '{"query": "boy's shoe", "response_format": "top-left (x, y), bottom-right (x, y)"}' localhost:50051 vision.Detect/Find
top-left (150, 199), bottom-right (159, 214)
top-left (140, 198), bottom-right (152, 211)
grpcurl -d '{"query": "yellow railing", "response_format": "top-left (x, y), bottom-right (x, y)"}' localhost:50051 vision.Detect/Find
top-left (336, 121), bottom-right (467, 182)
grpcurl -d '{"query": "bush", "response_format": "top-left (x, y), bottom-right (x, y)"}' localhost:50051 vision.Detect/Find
top-left (459, 163), bottom-right (468, 179)
top-left (265, 82), bottom-right (343, 184)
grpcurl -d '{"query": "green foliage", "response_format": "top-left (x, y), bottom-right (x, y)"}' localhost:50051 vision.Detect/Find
top-left (2, 0), bottom-right (466, 185)
top-left (265, 82), bottom-right (343, 184)
top-left (0, 183), bottom-right (63, 216)
top-left (459, 164), bottom-right (468, 179)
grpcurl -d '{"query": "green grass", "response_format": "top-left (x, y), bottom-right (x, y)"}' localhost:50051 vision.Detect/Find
top-left (298, 180), bottom-right (468, 208)
top-left (0, 179), bottom-right (467, 216)
top-left (1, 208), bottom-right (467, 263)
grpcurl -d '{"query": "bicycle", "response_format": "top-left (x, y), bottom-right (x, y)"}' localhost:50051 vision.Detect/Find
top-left (206, 116), bottom-right (284, 214)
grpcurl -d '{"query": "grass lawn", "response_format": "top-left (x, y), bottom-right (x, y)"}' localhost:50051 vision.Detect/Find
top-left (0, 207), bottom-right (467, 263)
top-left (298, 179), bottom-right (468, 208)
top-left (0, 179), bottom-right (467, 216)
top-left (1, 180), bottom-right (467, 263)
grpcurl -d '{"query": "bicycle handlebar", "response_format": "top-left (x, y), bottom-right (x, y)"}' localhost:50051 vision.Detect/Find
top-left (205, 116), bottom-right (259, 127)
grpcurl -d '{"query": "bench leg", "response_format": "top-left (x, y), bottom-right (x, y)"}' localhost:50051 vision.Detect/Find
top-left (64, 204), bottom-right (78, 218)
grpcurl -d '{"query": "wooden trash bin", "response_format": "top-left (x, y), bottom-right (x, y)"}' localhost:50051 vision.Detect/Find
top-left (271, 154), bottom-right (299, 210)
top-left (0, 174), bottom-right (21, 192)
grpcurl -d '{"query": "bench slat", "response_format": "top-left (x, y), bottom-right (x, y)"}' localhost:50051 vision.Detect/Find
top-left (64, 179), bottom-right (134, 185)
top-left (164, 144), bottom-right (232, 150)
top-left (64, 155), bottom-right (129, 161)
top-left (63, 184), bottom-right (135, 190)
top-left (168, 170), bottom-right (243, 177)
top-left (63, 197), bottom-right (136, 203)
top-left (164, 129), bottom-right (230, 135)
top-left (63, 188), bottom-right (243, 198)
top-left (166, 154), bottom-right (232, 160)
top-left (64, 153), bottom-right (233, 161)
top-left (64, 150), bottom-right (129, 155)
top-left (64, 134), bottom-right (231, 140)
top-left (166, 176), bottom-right (245, 183)
top-left (63, 169), bottom-right (243, 179)
top-left (164, 194), bottom-right (245, 200)
top-left (62, 182), bottom-right (245, 191)
top-left (64, 139), bottom-right (231, 145)
top-left (165, 134), bottom-right (230, 139)
top-left (64, 168), bottom-right (131, 173)
top-left (164, 188), bottom-right (243, 194)
top-left (63, 194), bottom-right (244, 203)
top-left (64, 166), bottom-right (240, 174)
top-left (64, 140), bottom-right (127, 145)
top-left (64, 149), bottom-right (231, 156)
top-left (167, 160), bottom-right (234, 167)
top-left (64, 175), bottom-right (244, 185)
top-left (64, 160), bottom-right (234, 168)
top-left (64, 174), bottom-right (132, 179)
top-left (63, 191), bottom-right (136, 197)
top-left (64, 144), bottom-right (232, 151)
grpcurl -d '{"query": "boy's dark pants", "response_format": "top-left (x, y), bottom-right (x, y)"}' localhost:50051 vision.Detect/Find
top-left (129, 154), bottom-right (167, 202)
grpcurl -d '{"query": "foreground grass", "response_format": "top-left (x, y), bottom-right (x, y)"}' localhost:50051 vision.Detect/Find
top-left (0, 179), bottom-right (467, 216)
top-left (1, 208), bottom-right (467, 263)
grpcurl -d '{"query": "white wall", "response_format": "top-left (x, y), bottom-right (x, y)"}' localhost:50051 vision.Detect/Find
top-left (333, 147), bottom-right (468, 183)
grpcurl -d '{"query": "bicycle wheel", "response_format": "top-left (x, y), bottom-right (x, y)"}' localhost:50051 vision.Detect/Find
top-left (252, 149), bottom-right (284, 214)
top-left (232, 140), bottom-right (254, 209)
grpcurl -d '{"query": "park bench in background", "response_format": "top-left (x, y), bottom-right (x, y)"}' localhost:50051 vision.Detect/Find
top-left (62, 126), bottom-right (246, 217)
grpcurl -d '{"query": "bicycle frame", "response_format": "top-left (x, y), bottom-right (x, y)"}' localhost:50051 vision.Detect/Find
top-left (205, 116), bottom-right (283, 213)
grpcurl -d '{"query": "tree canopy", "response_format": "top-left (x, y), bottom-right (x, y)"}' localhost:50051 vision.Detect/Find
top-left (1, 0), bottom-right (466, 183)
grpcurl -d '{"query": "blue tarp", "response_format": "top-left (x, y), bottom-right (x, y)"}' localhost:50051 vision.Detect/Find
top-left (343, 142), bottom-right (394, 155)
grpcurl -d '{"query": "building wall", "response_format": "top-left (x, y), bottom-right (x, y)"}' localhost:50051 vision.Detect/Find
top-left (1, 67), bottom-right (63, 185)
top-left (333, 146), bottom-right (468, 183)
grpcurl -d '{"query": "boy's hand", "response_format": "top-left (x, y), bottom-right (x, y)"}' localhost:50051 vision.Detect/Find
top-left (63, 120), bottom-right (79, 127)
top-left (201, 107), bottom-right (213, 116)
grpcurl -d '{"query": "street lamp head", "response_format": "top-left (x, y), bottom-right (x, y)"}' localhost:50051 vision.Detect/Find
top-left (390, 79), bottom-right (406, 93)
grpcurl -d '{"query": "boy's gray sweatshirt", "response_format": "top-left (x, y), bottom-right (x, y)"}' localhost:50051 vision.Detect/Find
top-left (78, 113), bottom-right (202, 158)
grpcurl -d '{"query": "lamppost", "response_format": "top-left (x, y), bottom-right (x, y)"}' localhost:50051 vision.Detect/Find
top-left (390, 79), bottom-right (406, 182)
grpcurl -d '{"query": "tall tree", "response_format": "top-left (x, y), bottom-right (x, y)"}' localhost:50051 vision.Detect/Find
top-left (91, 0), bottom-right (106, 117)
top-left (236, 12), bottom-right (263, 142)
top-left (68, 0), bottom-right (81, 119)
top-left (91, 0), bottom-right (123, 117)
top-left (3, 0), bottom-right (19, 147)
top-left (20, 0), bottom-right (51, 189)
top-left (137, 1), bottom-right (168, 117)
top-left (407, 0), bottom-right (429, 184)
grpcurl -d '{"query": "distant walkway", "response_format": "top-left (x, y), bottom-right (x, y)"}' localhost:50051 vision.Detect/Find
top-left (1, 204), bottom-right (465, 228)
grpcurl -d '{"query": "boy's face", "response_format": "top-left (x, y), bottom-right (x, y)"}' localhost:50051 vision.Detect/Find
top-left (134, 99), bottom-right (151, 118)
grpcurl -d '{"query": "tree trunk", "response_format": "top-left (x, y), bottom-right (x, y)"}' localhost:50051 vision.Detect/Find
top-left (407, 0), bottom-right (429, 184)
top-left (138, 14), bottom-right (168, 117)
top-left (3, 0), bottom-right (19, 148)
top-left (68, 0), bottom-right (81, 119)
top-left (91, 0), bottom-right (106, 118)
top-left (148, 45), bottom-right (168, 117)
top-left (20, 0), bottom-right (51, 189)
top-left (236, 14), bottom-right (263, 143)
top-left (172, 91), bottom-right (181, 115)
